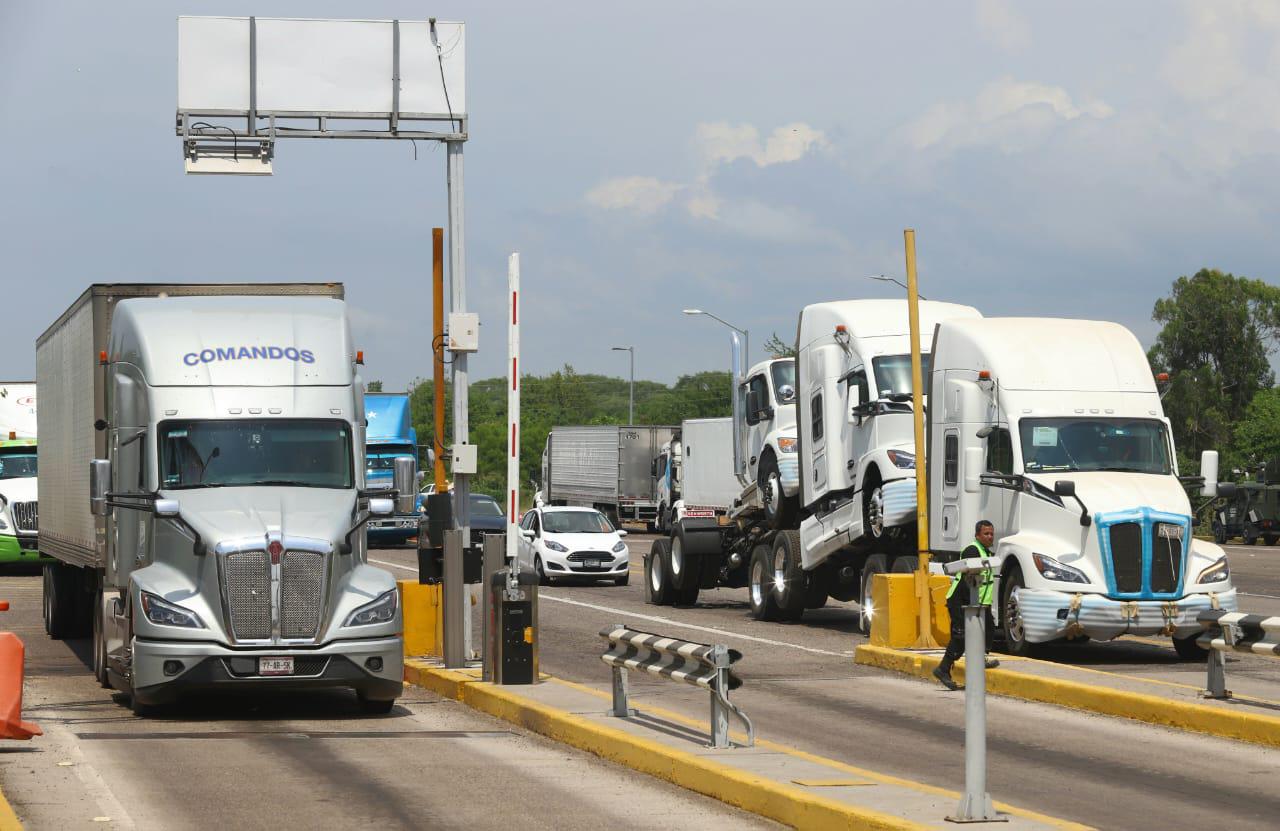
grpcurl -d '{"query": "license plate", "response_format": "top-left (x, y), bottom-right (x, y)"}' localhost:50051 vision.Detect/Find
top-left (259, 657), bottom-right (294, 676)
top-left (585, 559), bottom-right (602, 569)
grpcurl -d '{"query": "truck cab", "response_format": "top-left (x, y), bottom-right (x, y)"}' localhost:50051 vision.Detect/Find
top-left (0, 437), bottom-right (42, 564)
top-left (739, 358), bottom-right (799, 528)
top-left (928, 317), bottom-right (1237, 657)
top-left (653, 436), bottom-right (681, 533)
top-left (363, 392), bottom-right (420, 545)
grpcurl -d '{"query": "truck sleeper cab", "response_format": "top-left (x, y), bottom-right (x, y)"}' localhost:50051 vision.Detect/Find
top-left (928, 317), bottom-right (1237, 657)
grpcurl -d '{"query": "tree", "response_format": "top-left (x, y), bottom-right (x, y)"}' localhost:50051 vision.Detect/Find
top-left (1233, 388), bottom-right (1280, 475)
top-left (1147, 269), bottom-right (1280, 468)
top-left (764, 331), bottom-right (797, 358)
top-left (366, 380), bottom-right (383, 392)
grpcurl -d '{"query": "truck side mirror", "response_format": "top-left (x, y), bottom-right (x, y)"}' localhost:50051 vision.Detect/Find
top-left (746, 389), bottom-right (763, 425)
top-left (1200, 450), bottom-right (1220, 497)
top-left (847, 386), bottom-right (862, 423)
top-left (963, 448), bottom-right (984, 493)
top-left (154, 499), bottom-right (181, 517)
top-left (1054, 480), bottom-right (1076, 498)
top-left (393, 456), bottom-right (416, 514)
top-left (89, 459), bottom-right (111, 516)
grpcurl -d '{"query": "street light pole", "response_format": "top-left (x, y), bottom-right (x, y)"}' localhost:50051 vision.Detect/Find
top-left (611, 346), bottom-right (634, 424)
top-left (682, 309), bottom-right (749, 365)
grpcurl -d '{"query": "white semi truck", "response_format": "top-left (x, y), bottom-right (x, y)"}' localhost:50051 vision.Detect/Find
top-left (0, 382), bottom-right (41, 566)
top-left (37, 283), bottom-right (409, 714)
top-left (926, 317), bottom-right (1237, 656)
top-left (650, 300), bottom-right (980, 627)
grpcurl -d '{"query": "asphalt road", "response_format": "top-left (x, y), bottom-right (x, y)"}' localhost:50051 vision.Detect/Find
top-left (369, 535), bottom-right (1280, 831)
top-left (0, 569), bottom-right (775, 831)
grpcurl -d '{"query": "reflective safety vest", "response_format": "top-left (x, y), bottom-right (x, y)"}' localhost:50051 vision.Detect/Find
top-left (946, 540), bottom-right (995, 606)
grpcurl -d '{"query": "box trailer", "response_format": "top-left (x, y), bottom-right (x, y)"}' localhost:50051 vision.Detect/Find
top-left (542, 425), bottom-right (676, 529)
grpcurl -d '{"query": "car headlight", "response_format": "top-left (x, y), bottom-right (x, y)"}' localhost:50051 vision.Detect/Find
top-left (345, 589), bottom-right (398, 627)
top-left (544, 540), bottom-right (568, 552)
top-left (140, 591), bottom-right (204, 628)
top-left (1196, 556), bottom-right (1230, 584)
top-left (886, 449), bottom-right (915, 469)
top-left (1032, 552), bottom-right (1089, 584)
top-left (612, 540), bottom-right (627, 553)
top-left (777, 437), bottom-right (798, 454)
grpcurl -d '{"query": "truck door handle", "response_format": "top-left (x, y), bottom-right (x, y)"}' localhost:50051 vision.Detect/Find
top-left (750, 456), bottom-right (757, 465)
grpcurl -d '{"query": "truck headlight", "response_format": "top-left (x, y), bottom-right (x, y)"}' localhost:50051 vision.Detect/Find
top-left (1032, 553), bottom-right (1089, 584)
top-left (1196, 556), bottom-right (1230, 584)
top-left (140, 591), bottom-right (204, 628)
top-left (886, 449), bottom-right (915, 469)
top-left (345, 589), bottom-right (398, 626)
top-left (777, 437), bottom-right (798, 453)
top-left (612, 540), bottom-right (627, 553)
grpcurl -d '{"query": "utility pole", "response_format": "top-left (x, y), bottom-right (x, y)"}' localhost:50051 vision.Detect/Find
top-left (612, 346), bottom-right (634, 423)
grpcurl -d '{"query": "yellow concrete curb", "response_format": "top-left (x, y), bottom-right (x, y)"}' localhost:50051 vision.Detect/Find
top-left (404, 658), bottom-right (923, 830)
top-left (0, 782), bottom-right (22, 831)
top-left (854, 644), bottom-right (1280, 749)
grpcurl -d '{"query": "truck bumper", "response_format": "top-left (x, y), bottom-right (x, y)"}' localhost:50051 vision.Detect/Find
top-left (0, 533), bottom-right (48, 564)
top-left (777, 456), bottom-right (800, 497)
top-left (368, 516), bottom-right (419, 544)
top-left (131, 636), bottom-right (405, 705)
top-left (1014, 587), bottom-right (1239, 643)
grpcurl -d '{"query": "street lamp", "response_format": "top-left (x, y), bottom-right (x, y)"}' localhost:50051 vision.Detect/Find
top-left (611, 346), bottom-right (634, 424)
top-left (868, 274), bottom-right (928, 300)
top-left (682, 309), bottom-right (749, 364)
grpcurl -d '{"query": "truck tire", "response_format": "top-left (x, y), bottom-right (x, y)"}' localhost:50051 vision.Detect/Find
top-left (771, 531), bottom-right (806, 619)
top-left (759, 453), bottom-right (797, 530)
top-left (891, 555), bottom-right (918, 573)
top-left (44, 561), bottom-right (86, 640)
top-left (605, 507), bottom-right (622, 531)
top-left (804, 576), bottom-right (829, 610)
top-left (859, 554), bottom-right (887, 635)
top-left (1213, 521), bottom-right (1227, 545)
top-left (656, 504), bottom-right (668, 535)
top-left (670, 526), bottom-right (698, 591)
top-left (999, 564), bottom-right (1038, 657)
top-left (1244, 523), bottom-right (1259, 545)
top-left (645, 539), bottom-right (676, 606)
top-left (864, 469), bottom-right (887, 539)
top-left (748, 544), bottom-right (782, 621)
top-left (1266, 535), bottom-right (1279, 547)
top-left (1172, 633), bottom-right (1208, 661)
top-left (92, 576), bottom-right (111, 688)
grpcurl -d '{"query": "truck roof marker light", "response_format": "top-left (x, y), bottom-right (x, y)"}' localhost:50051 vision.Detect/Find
top-left (835, 325), bottom-right (847, 332)
top-left (99, 350), bottom-right (108, 365)
top-left (1156, 372), bottom-right (1170, 383)
top-left (7, 432), bottom-right (13, 441)
top-left (978, 370), bottom-right (991, 380)
top-left (356, 350), bottom-right (364, 365)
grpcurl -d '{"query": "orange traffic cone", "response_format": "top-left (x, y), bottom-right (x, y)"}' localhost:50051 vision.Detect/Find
top-left (0, 600), bottom-right (41, 740)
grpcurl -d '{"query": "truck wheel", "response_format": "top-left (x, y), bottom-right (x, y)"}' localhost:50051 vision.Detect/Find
top-left (759, 453), bottom-right (797, 530)
top-left (605, 507), bottom-right (622, 531)
top-left (670, 528), bottom-right (698, 590)
top-left (859, 554), bottom-right (888, 636)
top-left (44, 561), bottom-right (82, 640)
top-left (891, 555), bottom-right (918, 573)
top-left (676, 583), bottom-right (700, 606)
top-left (656, 504), bottom-right (668, 535)
top-left (358, 694), bottom-right (397, 715)
top-left (92, 577), bottom-right (110, 688)
top-left (645, 539), bottom-right (676, 606)
top-left (1266, 535), bottom-right (1279, 547)
top-left (804, 577), bottom-right (829, 610)
top-left (999, 565), bottom-right (1038, 657)
top-left (1244, 523), bottom-right (1259, 545)
top-left (864, 473), bottom-right (887, 539)
top-left (748, 544), bottom-right (782, 621)
top-left (1213, 522), bottom-right (1227, 545)
top-left (1172, 633), bottom-right (1208, 661)
top-left (771, 531), bottom-right (806, 619)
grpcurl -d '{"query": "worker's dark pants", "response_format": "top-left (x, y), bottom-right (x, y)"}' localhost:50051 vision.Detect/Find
top-left (938, 591), bottom-right (994, 673)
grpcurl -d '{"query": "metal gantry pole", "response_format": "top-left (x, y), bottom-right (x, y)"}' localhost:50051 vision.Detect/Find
top-left (905, 229), bottom-right (939, 649)
top-left (949, 601), bottom-right (1002, 823)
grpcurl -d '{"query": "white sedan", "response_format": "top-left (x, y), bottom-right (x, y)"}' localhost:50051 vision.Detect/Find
top-left (518, 507), bottom-right (630, 586)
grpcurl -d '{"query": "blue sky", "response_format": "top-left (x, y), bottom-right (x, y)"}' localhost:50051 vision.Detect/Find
top-left (2, 1), bottom-right (1277, 389)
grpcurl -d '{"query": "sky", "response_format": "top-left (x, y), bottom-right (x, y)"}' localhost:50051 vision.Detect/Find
top-left (2, 1), bottom-right (1278, 389)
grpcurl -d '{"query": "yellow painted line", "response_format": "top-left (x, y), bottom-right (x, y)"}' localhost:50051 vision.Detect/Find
top-left (855, 644), bottom-right (1280, 750)
top-left (0, 781), bottom-right (22, 831)
top-left (552, 676), bottom-right (1089, 830)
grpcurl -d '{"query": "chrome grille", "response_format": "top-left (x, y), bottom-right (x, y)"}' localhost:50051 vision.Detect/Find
top-left (1150, 522), bottom-right (1184, 593)
top-left (1108, 523), bottom-right (1143, 594)
top-left (11, 501), bottom-right (37, 532)
top-left (280, 551), bottom-right (325, 639)
top-left (224, 551), bottom-right (271, 640)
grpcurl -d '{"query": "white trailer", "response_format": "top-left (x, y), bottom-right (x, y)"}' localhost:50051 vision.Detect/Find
top-left (37, 283), bottom-right (409, 714)
top-left (542, 425), bottom-right (676, 529)
top-left (926, 316), bottom-right (1237, 657)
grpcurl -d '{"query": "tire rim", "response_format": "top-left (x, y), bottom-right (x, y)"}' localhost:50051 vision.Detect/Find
top-left (650, 555), bottom-right (663, 592)
top-left (868, 486), bottom-right (885, 537)
top-left (750, 556), bottom-right (765, 608)
top-left (765, 472), bottom-right (781, 517)
top-left (671, 537), bottom-right (684, 578)
top-left (1006, 585), bottom-right (1025, 644)
top-left (861, 577), bottom-right (874, 630)
top-left (772, 546), bottom-right (788, 599)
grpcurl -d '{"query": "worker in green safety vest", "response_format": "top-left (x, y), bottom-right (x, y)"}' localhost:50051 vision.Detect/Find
top-left (933, 519), bottom-right (1000, 691)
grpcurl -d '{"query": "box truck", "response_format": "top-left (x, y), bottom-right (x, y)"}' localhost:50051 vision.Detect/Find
top-left (37, 283), bottom-right (410, 714)
top-left (540, 425), bottom-right (676, 529)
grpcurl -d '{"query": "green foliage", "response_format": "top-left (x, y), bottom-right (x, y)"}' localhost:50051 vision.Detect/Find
top-left (406, 366), bottom-right (732, 503)
top-left (1234, 388), bottom-right (1280, 474)
top-left (764, 331), bottom-right (797, 358)
top-left (365, 380), bottom-right (383, 392)
top-left (1148, 268), bottom-right (1280, 470)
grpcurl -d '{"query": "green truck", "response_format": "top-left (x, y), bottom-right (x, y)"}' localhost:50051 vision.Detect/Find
top-left (0, 437), bottom-right (43, 564)
top-left (1213, 458), bottom-right (1280, 546)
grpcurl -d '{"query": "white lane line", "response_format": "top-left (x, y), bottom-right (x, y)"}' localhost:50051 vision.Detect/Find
top-left (370, 558), bottom-right (416, 572)
top-left (538, 593), bottom-right (850, 658)
top-left (1240, 591), bottom-right (1280, 600)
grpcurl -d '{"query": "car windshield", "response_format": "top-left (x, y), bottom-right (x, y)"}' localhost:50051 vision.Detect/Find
top-left (469, 495), bottom-right (504, 518)
top-left (542, 511), bottom-right (614, 534)
top-left (160, 419), bottom-right (354, 489)
top-left (0, 451), bottom-right (37, 479)
top-left (871, 354), bottom-right (932, 398)
top-left (771, 360), bottom-right (796, 404)
top-left (1019, 418), bottom-right (1172, 475)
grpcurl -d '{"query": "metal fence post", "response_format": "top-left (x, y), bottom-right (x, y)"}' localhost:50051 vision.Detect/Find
top-left (443, 529), bottom-right (466, 668)
top-left (949, 603), bottom-right (1002, 823)
top-left (481, 534), bottom-right (505, 682)
top-left (710, 644), bottom-right (730, 749)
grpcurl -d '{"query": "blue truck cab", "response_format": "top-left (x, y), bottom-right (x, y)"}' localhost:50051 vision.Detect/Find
top-left (365, 392), bottom-right (419, 545)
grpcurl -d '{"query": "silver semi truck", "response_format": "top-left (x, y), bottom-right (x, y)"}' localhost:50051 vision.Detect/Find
top-left (37, 283), bottom-right (409, 714)
top-left (540, 425), bottom-right (676, 529)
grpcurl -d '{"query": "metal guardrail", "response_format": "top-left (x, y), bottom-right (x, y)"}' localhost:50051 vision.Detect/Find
top-left (599, 624), bottom-right (754, 748)
top-left (1197, 609), bottom-right (1280, 699)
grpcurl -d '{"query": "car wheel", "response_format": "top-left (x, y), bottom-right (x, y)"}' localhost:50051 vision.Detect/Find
top-left (1000, 564), bottom-right (1038, 657)
top-left (614, 572), bottom-right (630, 587)
top-left (1173, 633), bottom-right (1208, 661)
top-left (759, 453), bottom-right (797, 530)
top-left (535, 556), bottom-right (550, 586)
top-left (748, 544), bottom-right (781, 621)
top-left (859, 554), bottom-right (888, 636)
top-left (771, 531), bottom-right (806, 620)
top-left (645, 539), bottom-right (676, 606)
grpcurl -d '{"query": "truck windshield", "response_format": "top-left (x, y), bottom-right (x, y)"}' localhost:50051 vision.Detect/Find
top-left (1019, 418), bottom-right (1172, 475)
top-left (0, 451), bottom-right (37, 479)
top-left (159, 419), bottom-right (354, 489)
top-left (871, 354), bottom-right (932, 398)
top-left (771, 360), bottom-right (796, 404)
top-left (542, 511), bottom-right (613, 534)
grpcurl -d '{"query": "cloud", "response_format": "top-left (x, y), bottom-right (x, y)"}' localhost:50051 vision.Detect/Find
top-left (694, 121), bottom-right (828, 167)
top-left (584, 176), bottom-right (683, 215)
top-left (976, 0), bottom-right (1031, 51)
top-left (902, 77), bottom-right (1113, 151)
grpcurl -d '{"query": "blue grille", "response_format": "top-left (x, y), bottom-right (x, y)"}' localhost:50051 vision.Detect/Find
top-left (1095, 507), bottom-right (1190, 600)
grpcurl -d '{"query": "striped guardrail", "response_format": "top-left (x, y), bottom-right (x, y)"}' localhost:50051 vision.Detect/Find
top-left (1196, 610), bottom-right (1280, 698)
top-left (599, 624), bottom-right (754, 748)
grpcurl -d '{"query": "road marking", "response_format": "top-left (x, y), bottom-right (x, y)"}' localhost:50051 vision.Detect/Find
top-left (1240, 591), bottom-right (1280, 600)
top-left (537, 593), bottom-right (849, 657)
top-left (370, 558), bottom-right (417, 572)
